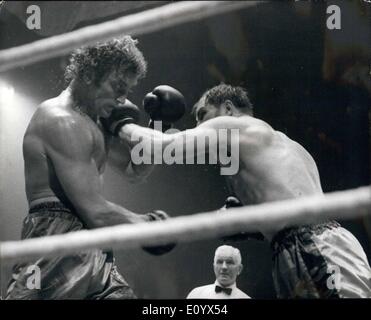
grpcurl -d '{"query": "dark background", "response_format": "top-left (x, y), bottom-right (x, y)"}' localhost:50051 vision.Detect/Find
top-left (0, 1), bottom-right (370, 298)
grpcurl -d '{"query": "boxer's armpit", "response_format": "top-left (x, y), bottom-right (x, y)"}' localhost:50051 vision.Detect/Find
top-left (106, 139), bottom-right (153, 183)
top-left (106, 137), bottom-right (132, 173)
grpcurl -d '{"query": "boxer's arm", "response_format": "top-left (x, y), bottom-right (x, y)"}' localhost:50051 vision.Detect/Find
top-left (100, 100), bottom-right (154, 182)
top-left (42, 116), bottom-right (148, 228)
top-left (119, 116), bottom-right (248, 162)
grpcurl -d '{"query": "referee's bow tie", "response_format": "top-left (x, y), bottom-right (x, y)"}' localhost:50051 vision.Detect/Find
top-left (215, 285), bottom-right (232, 295)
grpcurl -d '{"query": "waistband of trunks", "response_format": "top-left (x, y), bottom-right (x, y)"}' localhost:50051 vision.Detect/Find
top-left (29, 201), bottom-right (75, 215)
top-left (27, 201), bottom-right (113, 260)
top-left (270, 220), bottom-right (341, 249)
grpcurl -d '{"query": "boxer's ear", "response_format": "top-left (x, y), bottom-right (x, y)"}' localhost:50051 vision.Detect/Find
top-left (224, 100), bottom-right (233, 116)
top-left (82, 76), bottom-right (92, 85)
top-left (82, 70), bottom-right (95, 85)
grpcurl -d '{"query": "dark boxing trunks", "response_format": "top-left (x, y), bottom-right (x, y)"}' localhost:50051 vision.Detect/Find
top-left (5, 202), bottom-right (136, 300)
top-left (271, 221), bottom-right (371, 298)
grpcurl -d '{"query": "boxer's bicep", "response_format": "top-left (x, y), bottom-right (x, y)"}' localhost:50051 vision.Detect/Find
top-left (121, 123), bottom-right (223, 162)
top-left (174, 127), bottom-right (216, 161)
top-left (107, 138), bottom-right (131, 172)
top-left (171, 117), bottom-right (241, 161)
top-left (42, 118), bottom-right (107, 225)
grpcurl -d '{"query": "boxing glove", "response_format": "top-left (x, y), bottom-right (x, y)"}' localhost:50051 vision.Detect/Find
top-left (100, 99), bottom-right (140, 136)
top-left (143, 85), bottom-right (186, 132)
top-left (142, 210), bottom-right (177, 255)
top-left (220, 196), bottom-right (265, 242)
top-left (224, 196), bottom-right (243, 209)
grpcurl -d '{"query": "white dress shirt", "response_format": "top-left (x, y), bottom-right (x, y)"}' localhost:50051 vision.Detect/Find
top-left (186, 281), bottom-right (251, 299)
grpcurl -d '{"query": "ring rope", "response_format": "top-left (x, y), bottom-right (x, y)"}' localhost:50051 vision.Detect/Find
top-left (0, 186), bottom-right (370, 265)
top-left (0, 1), bottom-right (260, 72)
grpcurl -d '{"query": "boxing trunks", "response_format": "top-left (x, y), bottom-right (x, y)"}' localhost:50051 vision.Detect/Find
top-left (5, 202), bottom-right (136, 299)
top-left (271, 221), bottom-right (371, 298)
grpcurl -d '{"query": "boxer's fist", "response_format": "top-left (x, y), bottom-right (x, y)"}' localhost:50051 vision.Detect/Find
top-left (142, 210), bottom-right (177, 255)
top-left (143, 85), bottom-right (186, 132)
top-left (100, 100), bottom-right (140, 136)
top-left (220, 196), bottom-right (265, 242)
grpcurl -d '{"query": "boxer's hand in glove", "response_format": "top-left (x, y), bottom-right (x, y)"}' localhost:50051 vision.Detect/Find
top-left (142, 210), bottom-right (177, 255)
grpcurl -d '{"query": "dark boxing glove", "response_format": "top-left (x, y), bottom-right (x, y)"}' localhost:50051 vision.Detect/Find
top-left (142, 210), bottom-right (177, 255)
top-left (224, 196), bottom-right (243, 209)
top-left (100, 99), bottom-right (140, 136)
top-left (143, 85), bottom-right (186, 132)
top-left (221, 196), bottom-right (265, 242)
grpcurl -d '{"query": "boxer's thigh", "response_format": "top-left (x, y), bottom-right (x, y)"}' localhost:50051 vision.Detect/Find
top-left (89, 265), bottom-right (137, 300)
top-left (310, 226), bottom-right (371, 298)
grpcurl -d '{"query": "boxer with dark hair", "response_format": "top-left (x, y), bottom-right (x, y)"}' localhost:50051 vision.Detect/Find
top-left (117, 83), bottom-right (371, 298)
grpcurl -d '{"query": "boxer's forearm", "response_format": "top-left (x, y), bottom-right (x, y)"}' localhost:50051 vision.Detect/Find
top-left (119, 124), bottom-right (212, 162)
top-left (119, 123), bottom-right (167, 146)
top-left (82, 201), bottom-right (148, 228)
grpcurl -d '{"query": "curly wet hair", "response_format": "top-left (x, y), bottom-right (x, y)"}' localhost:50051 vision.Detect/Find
top-left (64, 36), bottom-right (147, 85)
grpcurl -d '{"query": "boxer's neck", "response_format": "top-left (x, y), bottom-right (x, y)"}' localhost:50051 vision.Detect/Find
top-left (67, 80), bottom-right (97, 121)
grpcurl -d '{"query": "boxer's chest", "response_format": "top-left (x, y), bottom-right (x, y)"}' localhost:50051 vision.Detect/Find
top-left (90, 123), bottom-right (109, 174)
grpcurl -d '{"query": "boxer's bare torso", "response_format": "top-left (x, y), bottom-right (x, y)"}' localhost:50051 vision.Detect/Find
top-left (24, 91), bottom-right (106, 207)
top-left (122, 109), bottom-right (323, 241)
top-left (221, 116), bottom-right (323, 240)
top-left (23, 89), bottom-right (131, 210)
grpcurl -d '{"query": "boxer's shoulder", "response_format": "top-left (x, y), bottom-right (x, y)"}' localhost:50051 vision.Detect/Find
top-left (33, 98), bottom-right (89, 133)
top-left (200, 115), bottom-right (271, 132)
top-left (236, 117), bottom-right (275, 146)
top-left (26, 99), bottom-right (94, 154)
top-left (37, 98), bottom-right (79, 121)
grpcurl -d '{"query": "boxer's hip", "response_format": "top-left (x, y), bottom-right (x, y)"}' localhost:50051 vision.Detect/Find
top-left (25, 201), bottom-right (86, 235)
top-left (271, 221), bottom-right (371, 298)
top-left (5, 201), bottom-right (134, 300)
